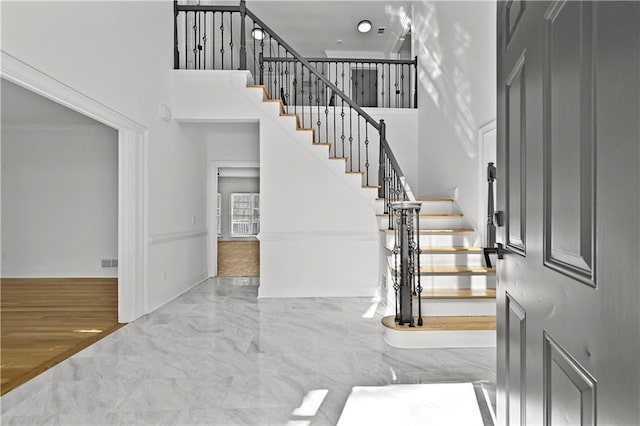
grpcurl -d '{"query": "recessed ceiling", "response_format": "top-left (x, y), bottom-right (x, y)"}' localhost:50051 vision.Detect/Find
top-left (1, 79), bottom-right (107, 127)
top-left (246, 1), bottom-right (412, 57)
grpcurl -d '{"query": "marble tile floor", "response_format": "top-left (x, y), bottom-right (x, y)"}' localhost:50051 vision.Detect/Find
top-left (0, 277), bottom-right (496, 426)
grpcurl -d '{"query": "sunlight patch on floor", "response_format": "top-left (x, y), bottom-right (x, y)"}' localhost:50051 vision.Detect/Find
top-left (337, 382), bottom-right (484, 426)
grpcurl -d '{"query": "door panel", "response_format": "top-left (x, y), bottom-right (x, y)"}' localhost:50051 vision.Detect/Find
top-left (506, 54), bottom-right (527, 254)
top-left (497, 2), bottom-right (640, 425)
top-left (543, 1), bottom-right (595, 285)
top-left (544, 332), bottom-right (596, 426)
top-left (506, 293), bottom-right (526, 425)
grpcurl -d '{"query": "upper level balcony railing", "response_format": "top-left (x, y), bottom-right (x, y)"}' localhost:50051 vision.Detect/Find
top-left (174, 2), bottom-right (417, 110)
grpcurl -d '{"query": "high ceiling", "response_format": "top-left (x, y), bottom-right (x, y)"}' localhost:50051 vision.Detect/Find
top-left (246, 1), bottom-right (413, 57)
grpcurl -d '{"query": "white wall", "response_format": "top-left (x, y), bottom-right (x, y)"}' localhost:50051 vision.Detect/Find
top-left (2, 1), bottom-right (208, 314)
top-left (174, 70), bottom-right (380, 297)
top-left (1, 125), bottom-right (118, 277)
top-left (206, 122), bottom-right (260, 162)
top-left (413, 1), bottom-right (497, 233)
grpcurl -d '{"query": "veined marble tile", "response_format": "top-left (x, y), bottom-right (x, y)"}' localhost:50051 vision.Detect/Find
top-left (1, 277), bottom-right (496, 425)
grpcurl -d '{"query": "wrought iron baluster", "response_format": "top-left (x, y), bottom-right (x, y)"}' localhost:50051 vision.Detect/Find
top-left (385, 63), bottom-right (389, 108)
top-left (415, 210), bottom-right (423, 326)
top-left (316, 68), bottom-right (321, 143)
top-left (401, 64), bottom-right (406, 108)
top-left (340, 98), bottom-right (345, 159)
top-left (360, 64), bottom-right (365, 106)
top-left (259, 27), bottom-right (264, 84)
top-left (381, 65), bottom-right (385, 107)
top-left (293, 61), bottom-right (297, 116)
top-left (202, 12), bottom-right (207, 69)
top-left (173, 2), bottom-right (179, 69)
top-left (324, 84), bottom-right (329, 149)
top-left (357, 115), bottom-right (361, 172)
top-left (229, 12), bottom-right (234, 70)
top-left (364, 125), bottom-right (369, 185)
top-left (220, 12), bottom-right (225, 68)
top-left (395, 64), bottom-right (400, 107)
top-left (393, 208), bottom-right (400, 322)
top-left (308, 67), bottom-right (314, 133)
top-left (348, 105), bottom-right (353, 171)
top-left (300, 66), bottom-right (305, 127)
top-left (285, 53), bottom-right (290, 113)
top-left (212, 12), bottom-right (216, 69)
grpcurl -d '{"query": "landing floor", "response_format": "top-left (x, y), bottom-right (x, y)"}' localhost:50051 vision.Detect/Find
top-left (1, 277), bottom-right (496, 425)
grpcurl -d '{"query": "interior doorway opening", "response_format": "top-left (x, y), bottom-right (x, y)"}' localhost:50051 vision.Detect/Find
top-left (208, 161), bottom-right (260, 278)
top-left (0, 78), bottom-right (122, 395)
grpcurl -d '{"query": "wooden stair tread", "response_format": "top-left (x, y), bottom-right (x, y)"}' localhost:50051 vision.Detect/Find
top-left (382, 315), bottom-right (496, 331)
top-left (377, 213), bottom-right (463, 218)
top-left (391, 265), bottom-right (495, 275)
top-left (415, 197), bottom-right (454, 202)
top-left (329, 157), bottom-right (348, 160)
top-left (418, 288), bottom-right (496, 299)
top-left (385, 246), bottom-right (484, 253)
top-left (384, 228), bottom-right (474, 235)
top-left (377, 197), bottom-right (454, 202)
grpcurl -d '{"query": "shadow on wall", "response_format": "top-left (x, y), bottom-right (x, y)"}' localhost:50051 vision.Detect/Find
top-left (413, 1), bottom-right (478, 159)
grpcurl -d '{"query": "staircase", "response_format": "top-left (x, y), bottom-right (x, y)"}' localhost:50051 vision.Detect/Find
top-left (378, 198), bottom-right (497, 348)
top-left (173, 0), bottom-right (497, 348)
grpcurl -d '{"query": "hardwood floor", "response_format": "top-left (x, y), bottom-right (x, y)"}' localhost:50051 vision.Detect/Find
top-left (0, 278), bottom-right (122, 396)
top-left (217, 241), bottom-right (260, 277)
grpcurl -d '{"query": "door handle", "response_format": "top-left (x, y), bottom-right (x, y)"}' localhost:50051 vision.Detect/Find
top-left (483, 243), bottom-right (507, 268)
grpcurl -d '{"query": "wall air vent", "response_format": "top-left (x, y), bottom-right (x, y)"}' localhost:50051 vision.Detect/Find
top-left (377, 27), bottom-right (385, 35)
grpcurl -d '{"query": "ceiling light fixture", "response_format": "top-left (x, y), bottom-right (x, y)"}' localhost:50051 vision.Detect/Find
top-left (251, 28), bottom-right (265, 40)
top-left (357, 20), bottom-right (372, 33)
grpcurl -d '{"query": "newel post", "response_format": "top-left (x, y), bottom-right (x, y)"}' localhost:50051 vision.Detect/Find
top-left (173, 0), bottom-right (180, 69)
top-left (239, 0), bottom-right (247, 70)
top-left (378, 119), bottom-right (386, 200)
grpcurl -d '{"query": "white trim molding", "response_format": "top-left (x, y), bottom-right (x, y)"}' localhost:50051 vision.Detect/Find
top-left (1, 51), bottom-right (148, 323)
top-left (148, 229), bottom-right (208, 245)
top-left (208, 160), bottom-right (260, 278)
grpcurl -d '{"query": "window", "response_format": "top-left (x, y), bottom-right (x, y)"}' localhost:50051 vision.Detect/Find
top-left (230, 193), bottom-right (260, 236)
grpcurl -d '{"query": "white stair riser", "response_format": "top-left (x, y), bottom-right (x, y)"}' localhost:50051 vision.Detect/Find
top-left (377, 216), bottom-right (464, 230)
top-left (383, 329), bottom-right (496, 349)
top-left (419, 274), bottom-right (496, 290)
top-left (386, 252), bottom-right (486, 266)
top-left (412, 299), bottom-right (495, 316)
top-left (419, 201), bottom-right (454, 215)
top-left (419, 253), bottom-right (486, 266)
top-left (385, 233), bottom-right (477, 247)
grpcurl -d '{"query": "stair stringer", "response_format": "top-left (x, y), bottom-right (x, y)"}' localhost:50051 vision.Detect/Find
top-left (173, 70), bottom-right (380, 298)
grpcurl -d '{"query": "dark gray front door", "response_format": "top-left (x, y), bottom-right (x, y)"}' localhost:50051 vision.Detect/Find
top-left (496, 1), bottom-right (639, 425)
